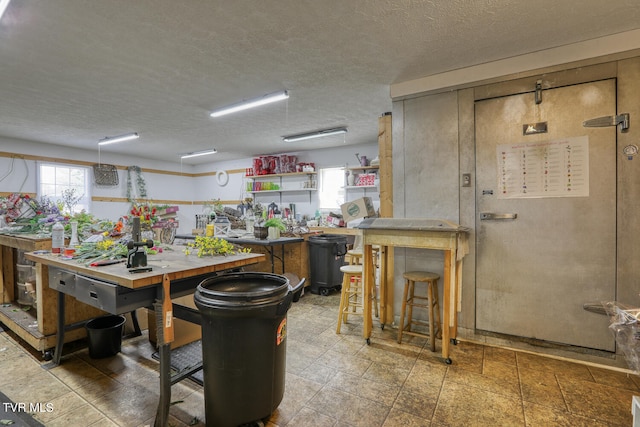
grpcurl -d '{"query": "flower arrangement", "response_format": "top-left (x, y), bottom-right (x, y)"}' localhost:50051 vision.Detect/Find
top-left (126, 202), bottom-right (159, 226)
top-left (184, 236), bottom-right (251, 257)
top-left (0, 193), bottom-right (29, 221)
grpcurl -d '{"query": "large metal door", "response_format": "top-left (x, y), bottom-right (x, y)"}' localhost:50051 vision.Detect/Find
top-left (475, 79), bottom-right (617, 351)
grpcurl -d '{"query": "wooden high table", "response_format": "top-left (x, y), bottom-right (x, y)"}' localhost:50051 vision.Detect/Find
top-left (358, 218), bottom-right (470, 364)
top-left (26, 248), bottom-right (265, 427)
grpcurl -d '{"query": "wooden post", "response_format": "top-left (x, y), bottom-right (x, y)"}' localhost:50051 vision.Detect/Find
top-left (378, 113), bottom-right (394, 324)
top-left (378, 113), bottom-right (393, 218)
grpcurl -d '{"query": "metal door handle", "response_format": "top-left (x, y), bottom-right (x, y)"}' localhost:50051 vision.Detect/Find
top-left (480, 212), bottom-right (517, 220)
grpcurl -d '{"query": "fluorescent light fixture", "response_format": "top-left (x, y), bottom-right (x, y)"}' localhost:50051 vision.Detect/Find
top-left (98, 132), bottom-right (139, 146)
top-left (282, 127), bottom-right (348, 143)
top-left (210, 90), bottom-right (289, 118)
top-left (180, 149), bottom-right (217, 159)
top-left (0, 0), bottom-right (10, 21)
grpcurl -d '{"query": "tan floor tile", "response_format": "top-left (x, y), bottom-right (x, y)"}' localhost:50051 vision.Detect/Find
top-left (443, 341), bottom-right (484, 373)
top-left (523, 401), bottom-right (609, 427)
top-left (363, 361), bottom-right (412, 387)
top-left (517, 352), bottom-right (593, 381)
top-left (305, 386), bottom-right (359, 421)
top-left (43, 402), bottom-right (105, 427)
top-left (557, 375), bottom-right (634, 425)
top-left (87, 417), bottom-right (121, 426)
top-left (484, 345), bottom-right (517, 366)
top-left (392, 386), bottom-right (438, 420)
top-left (383, 407), bottom-right (432, 427)
top-left (49, 356), bottom-right (110, 388)
top-left (281, 406), bottom-right (336, 427)
top-left (91, 382), bottom-right (161, 426)
top-left (319, 349), bottom-right (373, 376)
top-left (283, 372), bottom-right (324, 407)
top-left (433, 379), bottom-right (524, 426)
top-left (403, 359), bottom-right (447, 392)
top-left (338, 394), bottom-right (391, 427)
top-left (519, 366), bottom-right (566, 410)
top-left (446, 362), bottom-right (520, 398)
top-left (4, 369), bottom-right (72, 404)
top-left (327, 370), bottom-right (400, 406)
top-left (34, 391), bottom-right (88, 424)
top-left (72, 374), bottom-right (127, 403)
top-left (588, 365), bottom-right (640, 391)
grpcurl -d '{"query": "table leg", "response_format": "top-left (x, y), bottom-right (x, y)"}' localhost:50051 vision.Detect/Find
top-left (154, 342), bottom-right (171, 427)
top-left (52, 291), bottom-right (65, 366)
top-left (441, 249), bottom-right (454, 364)
top-left (363, 244), bottom-right (374, 343)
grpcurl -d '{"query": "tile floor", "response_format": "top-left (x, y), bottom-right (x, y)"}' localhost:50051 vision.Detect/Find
top-left (0, 290), bottom-right (637, 426)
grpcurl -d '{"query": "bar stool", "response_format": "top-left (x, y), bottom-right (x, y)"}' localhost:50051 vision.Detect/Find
top-left (398, 271), bottom-right (442, 351)
top-left (336, 264), bottom-right (364, 334)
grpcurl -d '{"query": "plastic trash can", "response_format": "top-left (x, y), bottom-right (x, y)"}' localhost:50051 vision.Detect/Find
top-left (85, 315), bottom-right (126, 359)
top-left (308, 234), bottom-right (347, 295)
top-left (194, 272), bottom-right (304, 427)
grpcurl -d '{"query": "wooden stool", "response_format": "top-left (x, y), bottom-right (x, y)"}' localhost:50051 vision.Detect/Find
top-left (336, 264), bottom-right (364, 334)
top-left (346, 248), bottom-right (379, 318)
top-left (398, 271), bottom-right (442, 351)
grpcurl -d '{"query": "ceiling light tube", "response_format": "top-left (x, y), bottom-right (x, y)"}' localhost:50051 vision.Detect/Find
top-left (210, 90), bottom-right (289, 118)
top-left (282, 127), bottom-right (348, 143)
top-left (0, 0), bottom-right (11, 21)
top-left (180, 149), bottom-right (218, 159)
top-left (98, 132), bottom-right (139, 146)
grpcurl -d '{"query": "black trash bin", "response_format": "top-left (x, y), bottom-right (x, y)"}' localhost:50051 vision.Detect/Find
top-left (308, 234), bottom-right (347, 295)
top-left (85, 315), bottom-right (126, 359)
top-left (194, 272), bottom-right (304, 427)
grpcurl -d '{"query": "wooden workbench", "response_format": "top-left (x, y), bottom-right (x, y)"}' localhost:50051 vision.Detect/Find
top-left (26, 248), bottom-right (265, 427)
top-left (358, 218), bottom-right (469, 364)
top-left (0, 233), bottom-right (104, 353)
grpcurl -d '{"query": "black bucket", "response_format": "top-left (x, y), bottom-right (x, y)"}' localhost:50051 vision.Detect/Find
top-left (194, 272), bottom-right (304, 427)
top-left (85, 315), bottom-right (126, 359)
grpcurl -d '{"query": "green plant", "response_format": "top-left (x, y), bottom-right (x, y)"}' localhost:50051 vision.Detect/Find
top-left (263, 217), bottom-right (285, 231)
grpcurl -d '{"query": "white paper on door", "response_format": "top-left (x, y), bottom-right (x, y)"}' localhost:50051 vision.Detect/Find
top-left (496, 136), bottom-right (589, 199)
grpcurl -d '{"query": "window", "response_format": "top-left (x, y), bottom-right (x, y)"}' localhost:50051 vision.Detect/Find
top-left (318, 167), bottom-right (345, 209)
top-left (38, 163), bottom-right (91, 214)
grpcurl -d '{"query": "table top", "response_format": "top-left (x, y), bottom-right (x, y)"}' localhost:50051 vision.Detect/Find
top-left (25, 247), bottom-right (265, 289)
top-left (358, 218), bottom-right (470, 233)
top-left (0, 232), bottom-right (52, 251)
top-left (175, 234), bottom-right (304, 246)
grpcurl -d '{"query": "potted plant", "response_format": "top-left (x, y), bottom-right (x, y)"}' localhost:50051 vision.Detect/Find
top-left (263, 218), bottom-right (285, 240)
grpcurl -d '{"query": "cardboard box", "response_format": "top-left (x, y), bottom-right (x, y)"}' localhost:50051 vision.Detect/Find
top-left (147, 295), bottom-right (201, 349)
top-left (341, 197), bottom-right (376, 223)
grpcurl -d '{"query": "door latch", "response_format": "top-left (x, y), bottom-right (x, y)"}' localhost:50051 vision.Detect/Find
top-left (583, 113), bottom-right (630, 132)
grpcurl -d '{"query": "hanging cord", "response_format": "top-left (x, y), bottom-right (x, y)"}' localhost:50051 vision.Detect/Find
top-left (0, 156), bottom-right (29, 193)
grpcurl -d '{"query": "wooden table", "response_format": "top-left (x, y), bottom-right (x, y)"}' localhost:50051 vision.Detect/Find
top-left (26, 248), bottom-right (265, 427)
top-left (175, 234), bottom-right (303, 274)
top-left (0, 232), bottom-right (102, 353)
top-left (358, 218), bottom-right (470, 364)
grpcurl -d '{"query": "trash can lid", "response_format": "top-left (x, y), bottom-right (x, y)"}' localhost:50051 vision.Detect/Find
top-left (308, 234), bottom-right (347, 243)
top-left (195, 272), bottom-right (290, 308)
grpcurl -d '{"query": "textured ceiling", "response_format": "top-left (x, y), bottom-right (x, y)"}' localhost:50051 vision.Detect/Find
top-left (1, 0), bottom-right (640, 164)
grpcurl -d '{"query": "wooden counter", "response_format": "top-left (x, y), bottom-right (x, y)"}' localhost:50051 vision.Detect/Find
top-left (0, 233), bottom-right (104, 353)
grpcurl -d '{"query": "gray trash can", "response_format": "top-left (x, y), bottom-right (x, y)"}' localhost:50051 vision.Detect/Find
top-left (308, 234), bottom-right (347, 295)
top-left (194, 272), bottom-right (304, 427)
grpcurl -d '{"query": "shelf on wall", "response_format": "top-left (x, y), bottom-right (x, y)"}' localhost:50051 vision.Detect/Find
top-left (246, 172), bottom-right (317, 179)
top-left (347, 165), bottom-right (379, 171)
top-left (344, 185), bottom-right (377, 189)
top-left (251, 189), bottom-right (317, 194)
